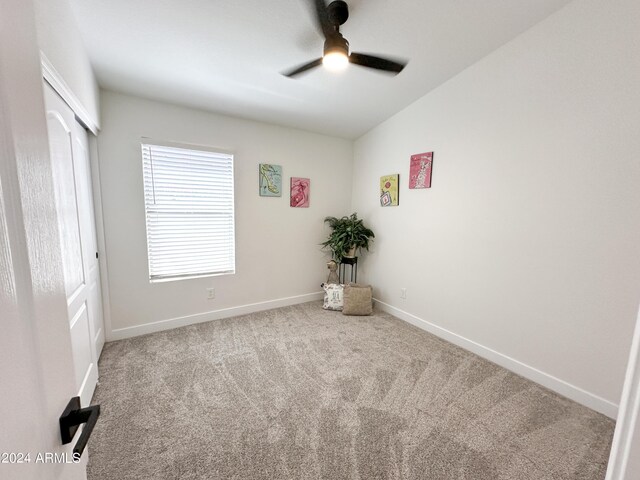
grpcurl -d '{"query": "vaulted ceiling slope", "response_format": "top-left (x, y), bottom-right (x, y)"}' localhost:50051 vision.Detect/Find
top-left (68, 0), bottom-right (572, 139)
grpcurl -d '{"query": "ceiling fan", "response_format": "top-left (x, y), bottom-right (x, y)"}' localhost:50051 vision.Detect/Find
top-left (282, 0), bottom-right (408, 78)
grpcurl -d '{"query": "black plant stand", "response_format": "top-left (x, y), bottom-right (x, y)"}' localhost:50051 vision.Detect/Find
top-left (339, 257), bottom-right (357, 284)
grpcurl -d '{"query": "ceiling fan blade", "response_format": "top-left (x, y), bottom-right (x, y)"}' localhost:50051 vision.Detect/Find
top-left (312, 0), bottom-right (333, 40)
top-left (349, 53), bottom-right (407, 75)
top-left (282, 58), bottom-right (323, 78)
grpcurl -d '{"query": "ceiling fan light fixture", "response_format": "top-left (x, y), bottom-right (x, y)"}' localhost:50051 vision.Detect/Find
top-left (322, 50), bottom-right (349, 71)
top-left (322, 34), bottom-right (349, 72)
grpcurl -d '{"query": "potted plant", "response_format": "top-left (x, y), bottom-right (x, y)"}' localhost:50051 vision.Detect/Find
top-left (321, 213), bottom-right (375, 263)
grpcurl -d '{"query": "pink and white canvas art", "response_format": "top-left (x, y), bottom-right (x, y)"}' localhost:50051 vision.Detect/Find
top-left (290, 177), bottom-right (310, 207)
top-left (409, 152), bottom-right (433, 189)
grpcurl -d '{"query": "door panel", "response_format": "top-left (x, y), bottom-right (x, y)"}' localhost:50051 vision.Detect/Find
top-left (73, 122), bottom-right (105, 359)
top-left (69, 303), bottom-right (97, 407)
top-left (44, 82), bottom-right (102, 408)
top-left (46, 111), bottom-right (85, 295)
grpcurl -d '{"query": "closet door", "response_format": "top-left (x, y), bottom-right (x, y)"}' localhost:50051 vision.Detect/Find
top-left (75, 113), bottom-right (105, 361)
top-left (44, 82), bottom-right (103, 407)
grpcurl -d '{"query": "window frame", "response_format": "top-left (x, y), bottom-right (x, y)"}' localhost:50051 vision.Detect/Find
top-left (140, 138), bottom-right (236, 283)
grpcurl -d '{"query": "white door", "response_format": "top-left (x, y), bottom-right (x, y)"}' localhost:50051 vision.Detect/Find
top-left (74, 107), bottom-right (106, 362)
top-left (0, 0), bottom-right (89, 476)
top-left (44, 82), bottom-right (104, 407)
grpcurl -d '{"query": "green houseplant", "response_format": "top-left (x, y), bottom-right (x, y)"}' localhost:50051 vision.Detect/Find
top-left (321, 213), bottom-right (375, 263)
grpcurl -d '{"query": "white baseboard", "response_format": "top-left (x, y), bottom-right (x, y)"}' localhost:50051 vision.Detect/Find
top-left (374, 299), bottom-right (618, 419)
top-left (109, 292), bottom-right (323, 341)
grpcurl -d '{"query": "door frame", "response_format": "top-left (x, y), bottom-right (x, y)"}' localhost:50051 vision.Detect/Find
top-left (606, 304), bottom-right (640, 479)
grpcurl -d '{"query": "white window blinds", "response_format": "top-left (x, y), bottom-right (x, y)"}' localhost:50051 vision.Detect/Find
top-left (141, 142), bottom-right (235, 281)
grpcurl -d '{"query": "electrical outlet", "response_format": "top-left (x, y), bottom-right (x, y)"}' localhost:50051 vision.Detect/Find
top-left (400, 288), bottom-right (407, 299)
top-left (207, 288), bottom-right (215, 300)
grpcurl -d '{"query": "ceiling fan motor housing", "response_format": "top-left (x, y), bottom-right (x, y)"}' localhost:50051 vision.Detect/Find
top-left (327, 0), bottom-right (349, 26)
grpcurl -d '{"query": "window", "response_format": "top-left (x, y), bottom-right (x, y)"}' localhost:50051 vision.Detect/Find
top-left (141, 141), bottom-right (235, 282)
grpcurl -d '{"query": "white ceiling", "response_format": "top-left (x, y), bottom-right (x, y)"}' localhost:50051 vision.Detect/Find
top-left (68, 0), bottom-right (572, 139)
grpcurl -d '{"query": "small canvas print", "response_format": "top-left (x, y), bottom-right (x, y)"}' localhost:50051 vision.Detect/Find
top-left (290, 177), bottom-right (310, 208)
top-left (409, 152), bottom-right (433, 189)
top-left (380, 174), bottom-right (399, 207)
top-left (259, 164), bottom-right (282, 197)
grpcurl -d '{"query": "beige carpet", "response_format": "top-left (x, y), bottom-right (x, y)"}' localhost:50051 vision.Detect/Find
top-left (87, 302), bottom-right (614, 479)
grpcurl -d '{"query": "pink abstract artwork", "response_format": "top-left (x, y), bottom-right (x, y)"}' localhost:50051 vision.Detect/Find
top-left (409, 152), bottom-right (433, 189)
top-left (290, 177), bottom-right (310, 208)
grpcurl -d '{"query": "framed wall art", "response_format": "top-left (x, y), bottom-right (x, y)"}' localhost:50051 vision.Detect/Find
top-left (380, 174), bottom-right (399, 206)
top-left (258, 164), bottom-right (282, 197)
top-left (409, 152), bottom-right (433, 189)
top-left (290, 177), bottom-right (310, 208)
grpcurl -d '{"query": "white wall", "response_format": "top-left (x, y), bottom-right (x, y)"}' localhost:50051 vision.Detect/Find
top-left (351, 0), bottom-right (640, 415)
top-left (97, 90), bottom-right (353, 337)
top-left (33, 0), bottom-right (99, 126)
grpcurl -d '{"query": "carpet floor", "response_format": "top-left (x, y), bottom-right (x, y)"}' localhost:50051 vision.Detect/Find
top-left (87, 302), bottom-right (614, 480)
